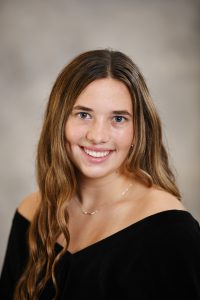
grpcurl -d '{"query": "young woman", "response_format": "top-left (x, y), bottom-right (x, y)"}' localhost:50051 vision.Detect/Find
top-left (1, 49), bottom-right (200, 300)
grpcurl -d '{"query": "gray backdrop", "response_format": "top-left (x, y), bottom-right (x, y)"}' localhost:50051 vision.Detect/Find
top-left (0, 0), bottom-right (200, 270)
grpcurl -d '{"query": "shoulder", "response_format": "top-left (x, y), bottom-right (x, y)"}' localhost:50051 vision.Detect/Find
top-left (140, 186), bottom-right (187, 215)
top-left (138, 187), bottom-right (200, 246)
top-left (17, 191), bottom-right (41, 222)
top-left (136, 188), bottom-right (200, 250)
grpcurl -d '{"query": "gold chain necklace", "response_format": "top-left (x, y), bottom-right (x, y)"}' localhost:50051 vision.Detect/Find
top-left (75, 183), bottom-right (133, 216)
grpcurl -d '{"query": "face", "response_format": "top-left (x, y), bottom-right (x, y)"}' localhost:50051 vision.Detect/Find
top-left (65, 78), bottom-right (134, 180)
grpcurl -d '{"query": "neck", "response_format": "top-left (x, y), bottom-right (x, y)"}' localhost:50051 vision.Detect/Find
top-left (76, 172), bottom-right (133, 208)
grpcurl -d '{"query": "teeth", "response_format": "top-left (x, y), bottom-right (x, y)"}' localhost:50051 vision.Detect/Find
top-left (83, 148), bottom-right (110, 158)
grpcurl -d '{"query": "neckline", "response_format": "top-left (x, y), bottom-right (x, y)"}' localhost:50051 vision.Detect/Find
top-left (16, 209), bottom-right (193, 257)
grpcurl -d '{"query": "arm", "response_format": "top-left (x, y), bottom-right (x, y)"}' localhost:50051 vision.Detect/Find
top-left (145, 215), bottom-right (200, 299)
top-left (0, 192), bottom-right (39, 299)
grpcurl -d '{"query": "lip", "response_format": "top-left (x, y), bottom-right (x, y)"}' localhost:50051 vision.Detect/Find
top-left (79, 146), bottom-right (114, 163)
top-left (81, 146), bottom-right (114, 152)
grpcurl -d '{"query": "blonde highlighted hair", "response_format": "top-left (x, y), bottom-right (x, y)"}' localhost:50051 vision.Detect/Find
top-left (14, 49), bottom-right (181, 299)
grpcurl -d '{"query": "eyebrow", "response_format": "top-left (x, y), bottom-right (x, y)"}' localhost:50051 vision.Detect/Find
top-left (73, 105), bottom-right (133, 117)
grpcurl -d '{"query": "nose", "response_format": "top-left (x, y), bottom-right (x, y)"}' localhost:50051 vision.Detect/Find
top-left (86, 120), bottom-right (110, 144)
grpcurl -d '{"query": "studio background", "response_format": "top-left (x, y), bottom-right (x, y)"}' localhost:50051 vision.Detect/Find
top-left (0, 0), bottom-right (199, 270)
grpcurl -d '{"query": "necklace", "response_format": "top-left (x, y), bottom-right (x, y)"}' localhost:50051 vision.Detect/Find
top-left (75, 183), bottom-right (133, 216)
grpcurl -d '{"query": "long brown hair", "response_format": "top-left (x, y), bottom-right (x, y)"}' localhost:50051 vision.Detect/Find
top-left (14, 49), bottom-right (181, 299)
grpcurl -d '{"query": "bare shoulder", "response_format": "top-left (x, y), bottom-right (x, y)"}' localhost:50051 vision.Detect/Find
top-left (17, 191), bottom-right (41, 222)
top-left (140, 186), bottom-right (187, 215)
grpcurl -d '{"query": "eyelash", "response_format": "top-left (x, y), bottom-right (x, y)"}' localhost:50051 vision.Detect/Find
top-left (76, 112), bottom-right (128, 123)
top-left (113, 116), bottom-right (127, 123)
top-left (77, 112), bottom-right (91, 119)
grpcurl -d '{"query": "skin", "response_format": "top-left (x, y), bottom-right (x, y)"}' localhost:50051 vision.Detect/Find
top-left (65, 77), bottom-right (134, 208)
top-left (18, 77), bottom-right (186, 253)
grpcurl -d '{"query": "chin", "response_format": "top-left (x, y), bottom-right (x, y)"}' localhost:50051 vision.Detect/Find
top-left (77, 166), bottom-right (117, 180)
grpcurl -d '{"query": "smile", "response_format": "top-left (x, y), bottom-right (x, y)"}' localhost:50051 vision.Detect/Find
top-left (83, 148), bottom-right (110, 158)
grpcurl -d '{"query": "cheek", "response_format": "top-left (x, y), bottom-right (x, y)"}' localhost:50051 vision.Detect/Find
top-left (65, 123), bottom-right (80, 161)
top-left (65, 122), bottom-right (76, 151)
top-left (114, 126), bottom-right (133, 150)
top-left (65, 121), bottom-right (86, 145)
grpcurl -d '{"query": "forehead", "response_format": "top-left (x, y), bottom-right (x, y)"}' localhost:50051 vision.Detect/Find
top-left (74, 78), bottom-right (133, 112)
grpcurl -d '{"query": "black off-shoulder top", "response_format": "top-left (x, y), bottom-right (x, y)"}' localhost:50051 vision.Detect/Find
top-left (0, 209), bottom-right (200, 300)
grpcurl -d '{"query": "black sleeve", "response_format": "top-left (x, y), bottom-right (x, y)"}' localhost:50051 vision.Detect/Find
top-left (0, 211), bottom-right (30, 300)
top-left (145, 216), bottom-right (200, 300)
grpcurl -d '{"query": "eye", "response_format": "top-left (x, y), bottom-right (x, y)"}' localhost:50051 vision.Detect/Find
top-left (77, 112), bottom-right (91, 119)
top-left (113, 116), bottom-right (127, 123)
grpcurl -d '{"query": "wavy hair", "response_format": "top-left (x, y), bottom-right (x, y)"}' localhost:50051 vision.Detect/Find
top-left (14, 49), bottom-right (181, 299)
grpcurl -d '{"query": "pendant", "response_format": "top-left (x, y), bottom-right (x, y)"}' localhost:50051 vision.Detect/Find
top-left (81, 209), bottom-right (99, 215)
